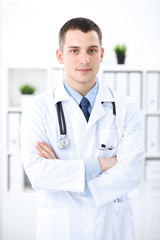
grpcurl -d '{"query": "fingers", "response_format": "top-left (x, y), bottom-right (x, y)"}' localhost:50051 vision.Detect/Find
top-left (36, 141), bottom-right (57, 159)
top-left (38, 152), bottom-right (47, 159)
top-left (98, 156), bottom-right (117, 172)
top-left (110, 157), bottom-right (117, 167)
top-left (39, 141), bottom-right (54, 153)
top-left (36, 144), bottom-right (52, 159)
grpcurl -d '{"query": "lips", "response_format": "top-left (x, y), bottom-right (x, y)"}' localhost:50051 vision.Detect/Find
top-left (76, 68), bottom-right (91, 72)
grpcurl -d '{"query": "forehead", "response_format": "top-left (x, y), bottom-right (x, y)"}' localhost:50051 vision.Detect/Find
top-left (64, 30), bottom-right (100, 47)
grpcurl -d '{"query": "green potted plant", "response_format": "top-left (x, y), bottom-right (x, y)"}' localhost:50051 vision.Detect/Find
top-left (20, 84), bottom-right (36, 107)
top-left (114, 44), bottom-right (127, 64)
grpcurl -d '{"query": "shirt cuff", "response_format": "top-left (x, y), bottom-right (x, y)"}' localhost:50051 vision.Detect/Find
top-left (76, 182), bottom-right (92, 197)
top-left (84, 157), bottom-right (101, 181)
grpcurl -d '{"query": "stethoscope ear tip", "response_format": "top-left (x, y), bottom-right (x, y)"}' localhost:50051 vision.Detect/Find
top-left (101, 144), bottom-right (106, 148)
top-left (100, 144), bottom-right (114, 150)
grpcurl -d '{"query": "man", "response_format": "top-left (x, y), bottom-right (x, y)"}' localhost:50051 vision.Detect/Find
top-left (21, 17), bottom-right (144, 240)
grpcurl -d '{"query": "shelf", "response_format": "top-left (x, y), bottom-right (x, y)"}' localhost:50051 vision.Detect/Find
top-left (100, 64), bottom-right (160, 72)
top-left (7, 151), bottom-right (21, 156)
top-left (7, 107), bottom-right (23, 113)
top-left (4, 188), bottom-right (33, 196)
top-left (144, 111), bottom-right (160, 116)
top-left (145, 154), bottom-right (160, 159)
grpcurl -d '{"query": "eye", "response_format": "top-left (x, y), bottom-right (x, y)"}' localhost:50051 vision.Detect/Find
top-left (88, 49), bottom-right (96, 54)
top-left (71, 49), bottom-right (78, 54)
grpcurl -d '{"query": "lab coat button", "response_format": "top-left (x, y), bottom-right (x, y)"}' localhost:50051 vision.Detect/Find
top-left (92, 173), bottom-right (95, 177)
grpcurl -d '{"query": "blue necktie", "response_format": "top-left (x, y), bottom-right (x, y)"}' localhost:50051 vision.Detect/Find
top-left (79, 97), bottom-right (90, 122)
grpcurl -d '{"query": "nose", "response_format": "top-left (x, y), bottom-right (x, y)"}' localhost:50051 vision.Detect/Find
top-left (80, 52), bottom-right (89, 64)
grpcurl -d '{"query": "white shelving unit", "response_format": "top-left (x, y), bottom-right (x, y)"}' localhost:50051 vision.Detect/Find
top-left (2, 65), bottom-right (160, 240)
top-left (100, 66), bottom-right (160, 240)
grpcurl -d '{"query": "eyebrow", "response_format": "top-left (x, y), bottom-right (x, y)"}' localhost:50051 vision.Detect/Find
top-left (68, 45), bottom-right (99, 48)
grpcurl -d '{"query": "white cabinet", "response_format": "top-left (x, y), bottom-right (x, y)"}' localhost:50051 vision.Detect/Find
top-left (6, 68), bottom-right (49, 192)
top-left (101, 66), bottom-right (160, 240)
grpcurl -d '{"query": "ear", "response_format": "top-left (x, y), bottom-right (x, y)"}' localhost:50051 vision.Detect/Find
top-left (100, 48), bottom-right (104, 63)
top-left (56, 49), bottom-right (64, 64)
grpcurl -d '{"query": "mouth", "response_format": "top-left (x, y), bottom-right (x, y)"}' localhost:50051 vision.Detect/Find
top-left (76, 68), bottom-right (92, 73)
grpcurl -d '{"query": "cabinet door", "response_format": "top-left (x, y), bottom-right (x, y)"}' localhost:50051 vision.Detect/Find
top-left (143, 199), bottom-right (160, 240)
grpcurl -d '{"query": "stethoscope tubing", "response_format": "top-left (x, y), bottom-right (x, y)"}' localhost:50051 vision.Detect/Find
top-left (56, 101), bottom-right (118, 150)
top-left (56, 101), bottom-right (67, 135)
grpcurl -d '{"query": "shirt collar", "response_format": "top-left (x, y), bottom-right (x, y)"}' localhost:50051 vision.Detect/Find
top-left (54, 77), bottom-right (115, 105)
top-left (64, 81), bottom-right (82, 105)
top-left (64, 80), bottom-right (99, 109)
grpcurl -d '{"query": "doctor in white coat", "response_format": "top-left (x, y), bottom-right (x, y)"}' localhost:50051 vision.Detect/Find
top-left (20, 17), bottom-right (144, 240)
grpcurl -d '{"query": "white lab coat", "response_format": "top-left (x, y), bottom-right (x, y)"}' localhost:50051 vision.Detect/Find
top-left (20, 79), bottom-right (144, 240)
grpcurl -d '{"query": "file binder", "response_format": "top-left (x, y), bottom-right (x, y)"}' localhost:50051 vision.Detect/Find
top-left (9, 154), bottom-right (24, 192)
top-left (128, 72), bottom-right (142, 108)
top-left (116, 72), bottom-right (128, 96)
top-left (8, 113), bottom-right (21, 153)
top-left (146, 116), bottom-right (159, 154)
top-left (147, 72), bottom-right (159, 111)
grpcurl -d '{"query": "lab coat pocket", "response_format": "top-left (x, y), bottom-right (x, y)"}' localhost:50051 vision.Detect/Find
top-left (113, 199), bottom-right (135, 240)
top-left (36, 207), bottom-right (70, 240)
top-left (97, 128), bottom-right (120, 158)
top-left (98, 129), bottom-right (117, 147)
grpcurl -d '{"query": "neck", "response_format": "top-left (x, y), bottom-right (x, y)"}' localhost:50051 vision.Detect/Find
top-left (66, 80), bottom-right (96, 96)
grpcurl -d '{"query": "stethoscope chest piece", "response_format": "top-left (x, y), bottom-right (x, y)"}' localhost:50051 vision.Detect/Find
top-left (58, 135), bottom-right (70, 149)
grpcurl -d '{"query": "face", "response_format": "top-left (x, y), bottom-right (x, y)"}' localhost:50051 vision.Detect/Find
top-left (56, 30), bottom-right (104, 93)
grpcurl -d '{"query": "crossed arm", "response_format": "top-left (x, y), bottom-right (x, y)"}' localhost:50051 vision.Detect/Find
top-left (36, 141), bottom-right (117, 172)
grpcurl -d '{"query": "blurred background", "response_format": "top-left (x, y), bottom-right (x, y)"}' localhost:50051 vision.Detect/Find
top-left (0, 0), bottom-right (160, 239)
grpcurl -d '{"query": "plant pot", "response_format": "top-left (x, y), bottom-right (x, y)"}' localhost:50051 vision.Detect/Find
top-left (20, 94), bottom-right (33, 107)
top-left (116, 54), bottom-right (126, 64)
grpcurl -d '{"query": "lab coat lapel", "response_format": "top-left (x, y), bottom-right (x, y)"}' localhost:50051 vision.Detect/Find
top-left (87, 82), bottom-right (115, 129)
top-left (54, 80), bottom-right (88, 124)
top-left (54, 80), bottom-right (70, 103)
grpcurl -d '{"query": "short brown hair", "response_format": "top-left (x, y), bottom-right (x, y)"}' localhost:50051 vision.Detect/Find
top-left (59, 17), bottom-right (102, 50)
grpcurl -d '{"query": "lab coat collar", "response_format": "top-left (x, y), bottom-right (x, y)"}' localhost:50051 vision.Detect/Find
top-left (54, 78), bottom-right (115, 103)
top-left (97, 80), bottom-right (115, 103)
top-left (87, 81), bottom-right (115, 129)
top-left (54, 78), bottom-right (115, 127)
top-left (54, 80), bottom-right (71, 103)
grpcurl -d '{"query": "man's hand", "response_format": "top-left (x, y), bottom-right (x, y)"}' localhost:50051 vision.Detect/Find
top-left (36, 141), bottom-right (57, 159)
top-left (98, 157), bottom-right (117, 172)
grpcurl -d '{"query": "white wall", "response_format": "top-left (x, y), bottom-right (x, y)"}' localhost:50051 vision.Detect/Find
top-left (0, 0), bottom-right (160, 66)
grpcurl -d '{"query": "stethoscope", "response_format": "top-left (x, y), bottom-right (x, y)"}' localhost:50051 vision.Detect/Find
top-left (56, 101), bottom-right (119, 150)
